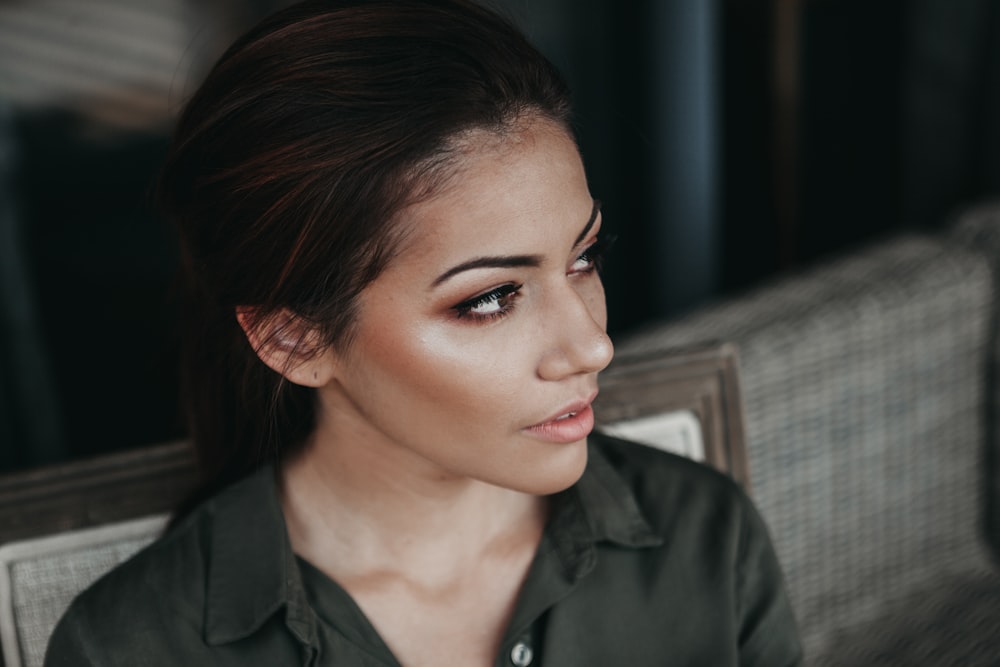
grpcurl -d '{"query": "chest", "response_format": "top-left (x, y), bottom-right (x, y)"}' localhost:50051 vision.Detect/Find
top-left (344, 569), bottom-right (525, 667)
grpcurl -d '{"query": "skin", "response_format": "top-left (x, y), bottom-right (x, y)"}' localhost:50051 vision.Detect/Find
top-left (246, 115), bottom-right (613, 666)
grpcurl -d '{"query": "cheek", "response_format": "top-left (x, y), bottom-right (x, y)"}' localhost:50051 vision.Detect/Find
top-left (361, 320), bottom-right (531, 419)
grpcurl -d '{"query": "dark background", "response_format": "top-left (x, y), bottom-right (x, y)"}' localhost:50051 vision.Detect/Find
top-left (1, 0), bottom-right (999, 472)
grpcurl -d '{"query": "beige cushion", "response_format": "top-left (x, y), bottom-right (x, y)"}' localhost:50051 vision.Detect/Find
top-left (599, 410), bottom-right (705, 461)
top-left (0, 515), bottom-right (166, 667)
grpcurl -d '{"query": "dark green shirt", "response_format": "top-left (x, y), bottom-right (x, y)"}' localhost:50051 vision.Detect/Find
top-left (45, 433), bottom-right (803, 666)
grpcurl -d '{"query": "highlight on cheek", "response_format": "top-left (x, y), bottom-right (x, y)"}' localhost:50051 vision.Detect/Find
top-left (453, 283), bottom-right (522, 321)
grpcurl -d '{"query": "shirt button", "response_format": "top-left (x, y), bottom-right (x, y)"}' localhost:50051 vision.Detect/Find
top-left (510, 641), bottom-right (533, 666)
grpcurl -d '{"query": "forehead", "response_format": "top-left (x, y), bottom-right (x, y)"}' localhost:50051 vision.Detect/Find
top-left (391, 118), bottom-right (591, 264)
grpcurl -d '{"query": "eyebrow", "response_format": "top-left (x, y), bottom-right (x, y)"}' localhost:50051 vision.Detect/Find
top-left (431, 199), bottom-right (602, 287)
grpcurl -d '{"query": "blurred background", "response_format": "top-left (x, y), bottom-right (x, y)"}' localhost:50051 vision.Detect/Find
top-left (1, 0), bottom-right (999, 472)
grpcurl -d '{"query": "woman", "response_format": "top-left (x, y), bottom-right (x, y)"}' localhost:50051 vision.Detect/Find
top-left (46, 1), bottom-right (803, 665)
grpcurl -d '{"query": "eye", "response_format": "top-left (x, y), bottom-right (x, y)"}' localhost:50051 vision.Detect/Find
top-left (570, 234), bottom-right (616, 275)
top-left (453, 283), bottom-right (522, 321)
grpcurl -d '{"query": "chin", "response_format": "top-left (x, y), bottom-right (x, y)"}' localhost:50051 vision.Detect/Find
top-left (512, 437), bottom-right (590, 496)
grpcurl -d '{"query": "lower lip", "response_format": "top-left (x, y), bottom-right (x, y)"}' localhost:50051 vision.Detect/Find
top-left (524, 404), bottom-right (595, 444)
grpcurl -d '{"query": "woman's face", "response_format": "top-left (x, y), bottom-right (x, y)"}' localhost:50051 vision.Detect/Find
top-left (314, 116), bottom-right (613, 496)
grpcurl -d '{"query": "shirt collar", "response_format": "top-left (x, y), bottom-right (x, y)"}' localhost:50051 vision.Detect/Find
top-left (204, 465), bottom-right (317, 648)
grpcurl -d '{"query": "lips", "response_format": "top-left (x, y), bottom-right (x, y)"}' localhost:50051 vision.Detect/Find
top-left (524, 392), bottom-right (598, 444)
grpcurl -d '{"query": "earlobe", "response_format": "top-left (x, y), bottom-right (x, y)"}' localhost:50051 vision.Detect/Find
top-left (235, 307), bottom-right (338, 388)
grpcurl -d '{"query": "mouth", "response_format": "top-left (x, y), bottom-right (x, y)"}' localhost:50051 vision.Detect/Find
top-left (524, 391), bottom-right (599, 444)
top-left (531, 390), bottom-right (599, 425)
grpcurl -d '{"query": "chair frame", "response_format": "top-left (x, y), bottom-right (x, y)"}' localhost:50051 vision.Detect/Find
top-left (594, 341), bottom-right (750, 488)
top-left (0, 440), bottom-right (196, 546)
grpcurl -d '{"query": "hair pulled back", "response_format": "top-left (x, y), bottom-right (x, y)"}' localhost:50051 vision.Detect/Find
top-left (157, 0), bottom-right (573, 502)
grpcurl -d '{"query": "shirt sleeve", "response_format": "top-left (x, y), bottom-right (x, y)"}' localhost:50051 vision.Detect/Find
top-left (734, 491), bottom-right (805, 667)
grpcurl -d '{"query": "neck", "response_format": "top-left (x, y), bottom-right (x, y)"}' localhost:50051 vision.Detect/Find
top-left (279, 419), bottom-right (547, 584)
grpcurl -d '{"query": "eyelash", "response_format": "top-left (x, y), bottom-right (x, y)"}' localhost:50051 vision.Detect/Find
top-left (452, 235), bottom-right (616, 323)
top-left (454, 283), bottom-right (522, 321)
top-left (571, 234), bottom-right (616, 275)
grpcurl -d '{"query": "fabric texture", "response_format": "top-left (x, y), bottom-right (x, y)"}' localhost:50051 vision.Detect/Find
top-left (44, 433), bottom-right (803, 667)
top-left (8, 537), bottom-right (153, 667)
top-left (0, 516), bottom-right (168, 667)
top-left (617, 232), bottom-right (1000, 664)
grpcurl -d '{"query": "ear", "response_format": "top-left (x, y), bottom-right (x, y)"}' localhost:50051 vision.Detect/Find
top-left (235, 307), bottom-right (338, 388)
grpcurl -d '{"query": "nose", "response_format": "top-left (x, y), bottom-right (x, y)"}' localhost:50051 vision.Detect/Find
top-left (537, 285), bottom-right (614, 381)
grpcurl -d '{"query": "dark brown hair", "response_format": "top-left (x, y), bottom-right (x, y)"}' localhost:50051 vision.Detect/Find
top-left (157, 0), bottom-right (573, 503)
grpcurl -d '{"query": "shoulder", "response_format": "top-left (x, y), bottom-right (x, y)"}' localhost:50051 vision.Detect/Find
top-left (44, 496), bottom-right (218, 664)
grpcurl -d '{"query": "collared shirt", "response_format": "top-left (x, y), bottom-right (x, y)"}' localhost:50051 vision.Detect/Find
top-left (45, 433), bottom-right (804, 666)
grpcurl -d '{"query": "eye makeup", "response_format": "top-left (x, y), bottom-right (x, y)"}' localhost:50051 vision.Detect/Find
top-left (453, 283), bottom-right (523, 321)
top-left (449, 230), bottom-right (617, 324)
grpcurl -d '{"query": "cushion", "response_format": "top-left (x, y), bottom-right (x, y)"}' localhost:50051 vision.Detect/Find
top-left (0, 515), bottom-right (166, 667)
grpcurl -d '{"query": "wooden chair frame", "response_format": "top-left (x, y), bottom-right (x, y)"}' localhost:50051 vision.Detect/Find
top-left (0, 440), bottom-right (196, 546)
top-left (594, 342), bottom-right (750, 489)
